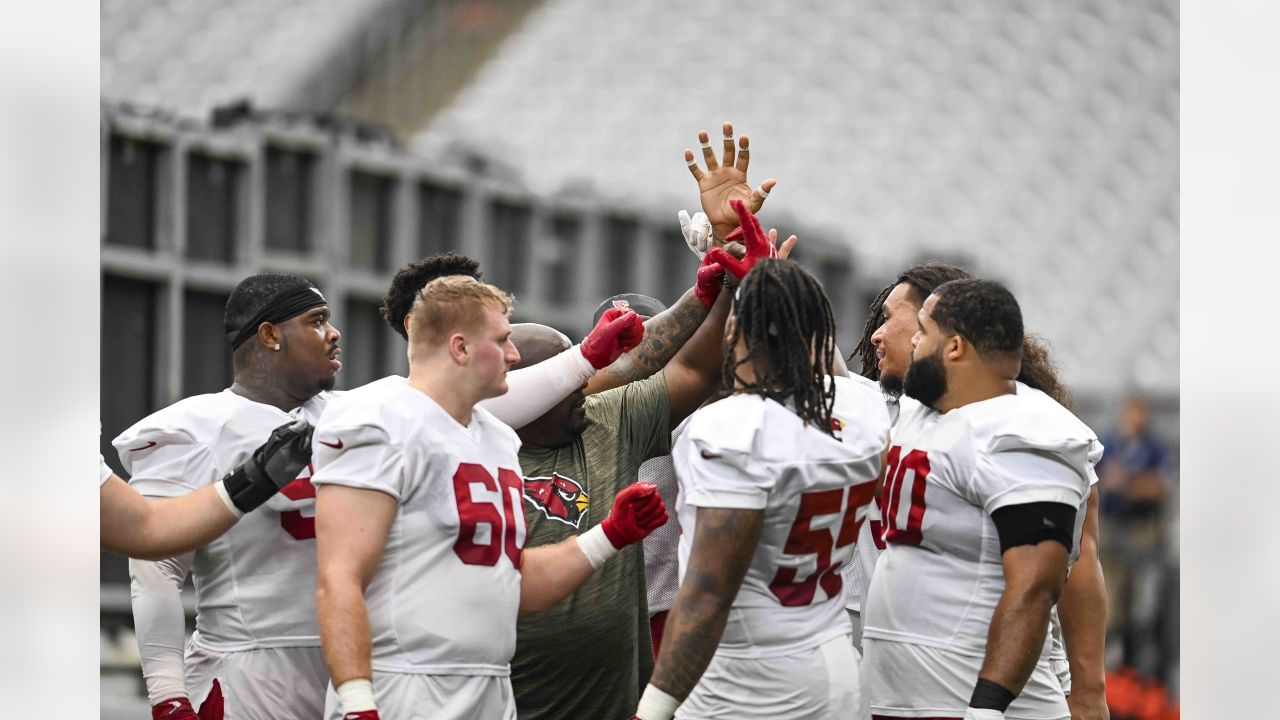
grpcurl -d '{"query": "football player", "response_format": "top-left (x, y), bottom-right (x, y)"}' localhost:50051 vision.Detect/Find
top-left (119, 273), bottom-right (343, 720)
top-left (850, 262), bottom-right (1108, 720)
top-left (861, 279), bottom-right (1093, 720)
top-left (312, 276), bottom-right (666, 720)
top-left (635, 254), bottom-right (890, 719)
top-left (100, 420), bottom-right (312, 560)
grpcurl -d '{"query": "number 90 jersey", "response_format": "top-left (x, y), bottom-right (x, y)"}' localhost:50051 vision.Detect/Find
top-left (673, 376), bottom-right (890, 659)
top-left (311, 377), bottom-right (525, 676)
top-left (113, 389), bottom-right (331, 651)
top-left (862, 392), bottom-right (1093, 658)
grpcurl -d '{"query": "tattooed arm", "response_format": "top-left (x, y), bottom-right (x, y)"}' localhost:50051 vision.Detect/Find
top-left (586, 286), bottom-right (711, 396)
top-left (648, 506), bottom-right (763, 702)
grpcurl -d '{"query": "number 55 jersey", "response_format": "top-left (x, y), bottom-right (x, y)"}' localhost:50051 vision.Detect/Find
top-left (862, 392), bottom-right (1093, 720)
top-left (671, 376), bottom-right (889, 719)
top-left (310, 377), bottom-right (526, 692)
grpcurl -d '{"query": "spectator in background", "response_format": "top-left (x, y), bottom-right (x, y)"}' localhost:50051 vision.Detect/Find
top-left (1097, 392), bottom-right (1172, 676)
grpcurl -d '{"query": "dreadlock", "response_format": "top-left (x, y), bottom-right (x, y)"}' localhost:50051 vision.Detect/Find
top-left (724, 259), bottom-right (838, 435)
top-left (381, 252), bottom-right (482, 340)
top-left (852, 261), bottom-right (973, 380)
top-left (1019, 333), bottom-right (1073, 410)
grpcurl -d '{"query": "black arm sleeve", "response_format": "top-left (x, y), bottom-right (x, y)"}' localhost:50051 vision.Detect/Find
top-left (990, 502), bottom-right (1077, 554)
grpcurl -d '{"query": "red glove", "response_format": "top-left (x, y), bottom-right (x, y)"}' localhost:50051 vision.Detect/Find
top-left (581, 308), bottom-right (645, 369)
top-left (705, 199), bottom-right (777, 282)
top-left (600, 482), bottom-right (668, 548)
top-left (152, 698), bottom-right (198, 720)
top-left (342, 713), bottom-right (381, 720)
top-left (693, 254), bottom-right (725, 307)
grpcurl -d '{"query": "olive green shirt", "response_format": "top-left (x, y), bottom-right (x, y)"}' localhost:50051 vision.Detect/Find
top-left (512, 372), bottom-right (672, 720)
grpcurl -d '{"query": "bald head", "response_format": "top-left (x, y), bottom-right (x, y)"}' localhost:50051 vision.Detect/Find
top-left (510, 323), bottom-right (572, 371)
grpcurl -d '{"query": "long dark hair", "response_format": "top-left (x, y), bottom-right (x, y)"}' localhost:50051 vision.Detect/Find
top-left (724, 259), bottom-right (838, 434)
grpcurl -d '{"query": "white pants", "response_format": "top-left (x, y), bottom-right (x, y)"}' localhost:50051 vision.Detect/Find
top-left (323, 672), bottom-right (516, 720)
top-left (677, 634), bottom-right (868, 720)
top-left (863, 639), bottom-right (1069, 720)
top-left (184, 641), bottom-right (328, 720)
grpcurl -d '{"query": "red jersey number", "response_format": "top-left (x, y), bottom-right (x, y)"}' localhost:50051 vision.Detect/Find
top-left (881, 446), bottom-right (930, 546)
top-left (279, 464), bottom-right (317, 540)
top-left (768, 482), bottom-right (876, 607)
top-left (453, 463), bottom-right (525, 568)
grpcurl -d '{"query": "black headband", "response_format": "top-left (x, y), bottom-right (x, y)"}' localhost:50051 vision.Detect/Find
top-left (230, 285), bottom-right (329, 350)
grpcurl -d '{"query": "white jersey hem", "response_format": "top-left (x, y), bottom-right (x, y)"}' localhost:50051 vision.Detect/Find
top-left (370, 661), bottom-right (511, 677)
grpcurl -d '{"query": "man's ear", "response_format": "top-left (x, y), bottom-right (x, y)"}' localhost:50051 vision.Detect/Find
top-left (258, 322), bottom-right (282, 350)
top-left (944, 333), bottom-right (966, 362)
top-left (402, 314), bottom-right (412, 336)
top-left (448, 332), bottom-right (469, 365)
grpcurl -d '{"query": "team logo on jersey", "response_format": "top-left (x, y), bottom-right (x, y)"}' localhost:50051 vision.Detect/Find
top-left (830, 416), bottom-right (845, 439)
top-left (523, 473), bottom-right (589, 529)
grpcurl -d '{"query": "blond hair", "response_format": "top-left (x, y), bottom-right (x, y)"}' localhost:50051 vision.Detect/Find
top-left (407, 275), bottom-right (513, 348)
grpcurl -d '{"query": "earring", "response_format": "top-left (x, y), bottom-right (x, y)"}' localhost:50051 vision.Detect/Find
top-left (273, 344), bottom-right (281, 351)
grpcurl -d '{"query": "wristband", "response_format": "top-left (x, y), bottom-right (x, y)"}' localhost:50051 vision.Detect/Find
top-left (576, 524), bottom-right (618, 570)
top-left (970, 678), bottom-right (1016, 711)
top-left (635, 683), bottom-right (681, 720)
top-left (337, 678), bottom-right (376, 714)
top-left (213, 479), bottom-right (246, 519)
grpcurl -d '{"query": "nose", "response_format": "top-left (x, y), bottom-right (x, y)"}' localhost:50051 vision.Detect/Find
top-left (870, 325), bottom-right (885, 346)
top-left (506, 341), bottom-right (521, 366)
top-left (327, 322), bottom-right (342, 344)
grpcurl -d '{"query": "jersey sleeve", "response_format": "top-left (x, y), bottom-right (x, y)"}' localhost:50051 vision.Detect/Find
top-left (113, 427), bottom-right (219, 499)
top-left (678, 399), bottom-right (776, 510)
top-left (972, 448), bottom-right (1090, 514)
top-left (311, 420), bottom-right (405, 500)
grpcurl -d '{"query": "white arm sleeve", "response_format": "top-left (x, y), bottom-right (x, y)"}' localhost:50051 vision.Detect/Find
top-left (129, 553), bottom-right (194, 704)
top-left (477, 344), bottom-right (596, 428)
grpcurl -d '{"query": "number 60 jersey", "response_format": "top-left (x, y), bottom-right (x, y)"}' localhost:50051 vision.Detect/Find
top-left (311, 376), bottom-right (526, 676)
top-left (672, 375), bottom-right (891, 658)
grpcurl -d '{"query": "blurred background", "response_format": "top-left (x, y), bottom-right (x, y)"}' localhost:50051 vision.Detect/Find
top-left (99, 0), bottom-right (1179, 717)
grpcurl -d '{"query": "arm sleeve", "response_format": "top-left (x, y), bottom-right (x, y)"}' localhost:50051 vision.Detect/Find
top-left (477, 344), bottom-right (596, 428)
top-left (129, 553), bottom-right (194, 704)
top-left (310, 422), bottom-right (404, 499)
top-left (974, 449), bottom-right (1090, 514)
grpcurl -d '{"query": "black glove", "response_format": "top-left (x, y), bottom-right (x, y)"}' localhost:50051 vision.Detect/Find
top-left (221, 419), bottom-right (314, 514)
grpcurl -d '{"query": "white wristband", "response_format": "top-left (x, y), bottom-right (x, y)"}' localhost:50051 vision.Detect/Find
top-left (576, 524), bottom-right (618, 570)
top-left (964, 708), bottom-right (1005, 720)
top-left (337, 679), bottom-right (376, 714)
top-left (635, 683), bottom-right (681, 720)
top-left (212, 479), bottom-right (245, 519)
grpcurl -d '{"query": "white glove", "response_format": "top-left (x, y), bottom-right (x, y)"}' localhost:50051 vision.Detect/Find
top-left (963, 708), bottom-right (1005, 720)
top-left (677, 209), bottom-right (712, 260)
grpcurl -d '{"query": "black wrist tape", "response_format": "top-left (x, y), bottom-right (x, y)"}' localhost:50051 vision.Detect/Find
top-left (220, 461), bottom-right (278, 514)
top-left (990, 501), bottom-right (1076, 554)
top-left (970, 678), bottom-right (1016, 711)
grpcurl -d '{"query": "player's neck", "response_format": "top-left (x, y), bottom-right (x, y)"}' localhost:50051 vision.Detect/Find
top-left (408, 365), bottom-right (476, 426)
top-left (934, 375), bottom-right (1016, 413)
top-left (230, 377), bottom-right (309, 414)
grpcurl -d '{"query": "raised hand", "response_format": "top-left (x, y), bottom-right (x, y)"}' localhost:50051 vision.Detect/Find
top-left (693, 254), bottom-right (725, 308)
top-left (684, 122), bottom-right (777, 240)
top-left (677, 209), bottom-right (712, 260)
top-left (581, 308), bottom-right (645, 369)
top-left (705, 200), bottom-right (783, 282)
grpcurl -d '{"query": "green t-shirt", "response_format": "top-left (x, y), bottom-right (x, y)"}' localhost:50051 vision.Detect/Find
top-left (511, 371), bottom-right (672, 720)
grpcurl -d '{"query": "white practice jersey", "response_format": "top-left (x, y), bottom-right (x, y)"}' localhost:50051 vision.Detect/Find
top-left (844, 382), bottom-right (1104, 615)
top-left (862, 390), bottom-right (1093, 660)
top-left (311, 377), bottom-right (525, 676)
top-left (113, 389), bottom-right (331, 651)
top-left (673, 376), bottom-right (890, 659)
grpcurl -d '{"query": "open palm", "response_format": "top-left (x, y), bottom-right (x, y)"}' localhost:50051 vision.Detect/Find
top-left (684, 122), bottom-right (777, 239)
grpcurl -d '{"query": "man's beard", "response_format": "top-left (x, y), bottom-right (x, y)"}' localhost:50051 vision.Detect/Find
top-left (904, 347), bottom-right (948, 409)
top-left (879, 372), bottom-right (905, 399)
